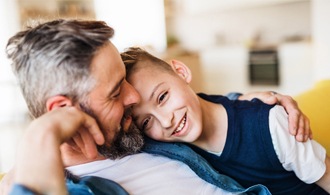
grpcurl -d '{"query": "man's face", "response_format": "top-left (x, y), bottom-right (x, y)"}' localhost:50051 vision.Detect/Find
top-left (81, 42), bottom-right (143, 159)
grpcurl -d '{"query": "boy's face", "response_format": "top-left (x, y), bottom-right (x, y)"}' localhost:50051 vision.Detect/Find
top-left (128, 61), bottom-right (203, 143)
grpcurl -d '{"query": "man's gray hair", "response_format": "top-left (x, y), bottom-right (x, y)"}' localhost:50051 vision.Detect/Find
top-left (6, 19), bottom-right (114, 118)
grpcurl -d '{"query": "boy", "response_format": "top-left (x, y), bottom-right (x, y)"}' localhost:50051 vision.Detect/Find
top-left (122, 47), bottom-right (330, 194)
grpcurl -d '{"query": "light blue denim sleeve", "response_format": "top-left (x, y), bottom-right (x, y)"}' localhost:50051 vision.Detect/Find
top-left (76, 176), bottom-right (129, 195)
top-left (226, 92), bottom-right (243, 100)
top-left (10, 176), bottom-right (128, 195)
top-left (10, 182), bottom-right (94, 195)
top-left (142, 137), bottom-right (271, 195)
top-left (10, 184), bottom-right (36, 195)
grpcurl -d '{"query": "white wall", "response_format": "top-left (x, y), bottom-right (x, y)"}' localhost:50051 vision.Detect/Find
top-left (168, 1), bottom-right (311, 52)
top-left (0, 0), bottom-right (28, 124)
top-left (312, 0), bottom-right (330, 81)
top-left (94, 0), bottom-right (167, 53)
top-left (167, 1), bottom-right (318, 96)
top-left (0, 0), bottom-right (19, 83)
top-left (199, 42), bottom-right (313, 96)
top-left (0, 0), bottom-right (28, 172)
top-left (199, 46), bottom-right (250, 94)
top-left (278, 42), bottom-right (313, 95)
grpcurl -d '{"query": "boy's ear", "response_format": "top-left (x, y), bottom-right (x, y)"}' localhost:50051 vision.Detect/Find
top-left (170, 60), bottom-right (192, 84)
top-left (46, 95), bottom-right (73, 112)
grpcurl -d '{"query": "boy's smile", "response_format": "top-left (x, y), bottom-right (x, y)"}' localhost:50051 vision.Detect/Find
top-left (172, 113), bottom-right (187, 136)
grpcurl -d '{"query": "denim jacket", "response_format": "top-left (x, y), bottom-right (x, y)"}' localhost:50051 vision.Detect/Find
top-left (142, 137), bottom-right (271, 195)
top-left (10, 176), bottom-right (129, 195)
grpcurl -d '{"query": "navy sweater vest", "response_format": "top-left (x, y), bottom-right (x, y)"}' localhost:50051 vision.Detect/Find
top-left (189, 93), bottom-right (327, 195)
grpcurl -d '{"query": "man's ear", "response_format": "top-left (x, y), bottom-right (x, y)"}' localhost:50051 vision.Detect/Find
top-left (170, 60), bottom-right (192, 84)
top-left (46, 95), bottom-right (73, 112)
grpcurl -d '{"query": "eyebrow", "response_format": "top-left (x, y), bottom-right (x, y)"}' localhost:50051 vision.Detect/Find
top-left (108, 77), bottom-right (124, 97)
top-left (149, 82), bottom-right (165, 101)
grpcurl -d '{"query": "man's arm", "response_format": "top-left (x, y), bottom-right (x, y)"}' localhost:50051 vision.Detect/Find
top-left (229, 91), bottom-right (311, 142)
top-left (316, 156), bottom-right (330, 193)
top-left (268, 105), bottom-right (329, 193)
top-left (7, 107), bottom-right (104, 194)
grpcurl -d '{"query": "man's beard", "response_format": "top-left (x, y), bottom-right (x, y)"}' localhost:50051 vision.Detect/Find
top-left (97, 119), bottom-right (144, 159)
top-left (80, 103), bottom-right (144, 160)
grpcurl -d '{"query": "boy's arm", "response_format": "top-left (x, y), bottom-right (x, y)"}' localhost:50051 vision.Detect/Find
top-left (227, 91), bottom-right (311, 142)
top-left (316, 156), bottom-right (330, 193)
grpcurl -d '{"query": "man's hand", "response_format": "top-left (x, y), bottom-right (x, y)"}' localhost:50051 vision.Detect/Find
top-left (239, 91), bottom-right (311, 142)
top-left (10, 107), bottom-right (104, 194)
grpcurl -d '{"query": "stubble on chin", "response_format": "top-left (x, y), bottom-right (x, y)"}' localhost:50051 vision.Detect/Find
top-left (97, 122), bottom-right (144, 160)
top-left (79, 103), bottom-right (144, 160)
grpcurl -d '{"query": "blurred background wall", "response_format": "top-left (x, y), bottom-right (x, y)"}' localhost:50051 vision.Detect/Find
top-left (0, 0), bottom-right (329, 172)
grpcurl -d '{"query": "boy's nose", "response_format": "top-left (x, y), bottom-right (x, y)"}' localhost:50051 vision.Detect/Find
top-left (158, 112), bottom-right (174, 129)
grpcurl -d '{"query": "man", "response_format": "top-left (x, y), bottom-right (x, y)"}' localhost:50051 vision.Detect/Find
top-left (1, 19), bottom-right (311, 194)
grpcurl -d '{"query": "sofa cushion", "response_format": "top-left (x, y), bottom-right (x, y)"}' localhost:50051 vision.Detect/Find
top-left (295, 80), bottom-right (330, 155)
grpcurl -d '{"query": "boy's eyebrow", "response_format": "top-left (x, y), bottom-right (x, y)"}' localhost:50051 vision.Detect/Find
top-left (149, 82), bottom-right (165, 101)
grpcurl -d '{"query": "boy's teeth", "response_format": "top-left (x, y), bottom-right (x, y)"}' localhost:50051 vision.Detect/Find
top-left (174, 115), bottom-right (186, 133)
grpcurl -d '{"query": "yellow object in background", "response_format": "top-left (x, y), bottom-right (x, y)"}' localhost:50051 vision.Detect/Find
top-left (0, 172), bottom-right (5, 181)
top-left (295, 80), bottom-right (330, 155)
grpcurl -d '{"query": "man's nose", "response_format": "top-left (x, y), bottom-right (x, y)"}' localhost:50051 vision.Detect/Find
top-left (122, 80), bottom-right (141, 107)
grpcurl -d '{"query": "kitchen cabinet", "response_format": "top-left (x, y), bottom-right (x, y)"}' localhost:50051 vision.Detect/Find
top-left (199, 42), bottom-right (313, 96)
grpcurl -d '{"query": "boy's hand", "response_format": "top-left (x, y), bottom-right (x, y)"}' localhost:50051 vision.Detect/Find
top-left (238, 91), bottom-right (311, 142)
top-left (12, 107), bottom-right (104, 194)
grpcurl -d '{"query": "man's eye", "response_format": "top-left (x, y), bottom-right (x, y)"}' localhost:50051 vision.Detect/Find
top-left (158, 91), bottom-right (168, 104)
top-left (113, 88), bottom-right (121, 98)
top-left (142, 117), bottom-right (150, 130)
top-left (113, 92), bottom-right (120, 98)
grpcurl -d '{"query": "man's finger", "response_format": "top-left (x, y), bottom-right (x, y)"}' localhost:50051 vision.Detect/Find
top-left (78, 128), bottom-right (99, 159)
top-left (81, 114), bottom-right (105, 145)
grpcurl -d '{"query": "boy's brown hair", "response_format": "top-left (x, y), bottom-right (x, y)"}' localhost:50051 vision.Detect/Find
top-left (121, 47), bottom-right (174, 79)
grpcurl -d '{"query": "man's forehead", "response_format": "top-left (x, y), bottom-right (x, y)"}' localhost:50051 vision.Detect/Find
top-left (89, 42), bottom-right (125, 92)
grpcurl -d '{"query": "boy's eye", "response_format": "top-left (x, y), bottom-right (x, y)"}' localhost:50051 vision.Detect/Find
top-left (142, 117), bottom-right (150, 130)
top-left (158, 91), bottom-right (168, 104)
